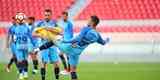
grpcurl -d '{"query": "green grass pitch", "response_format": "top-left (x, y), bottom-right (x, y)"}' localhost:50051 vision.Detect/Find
top-left (0, 62), bottom-right (160, 80)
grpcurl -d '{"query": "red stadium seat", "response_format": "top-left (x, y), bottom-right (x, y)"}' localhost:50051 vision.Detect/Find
top-left (77, 0), bottom-right (160, 20)
top-left (0, 0), bottom-right (75, 21)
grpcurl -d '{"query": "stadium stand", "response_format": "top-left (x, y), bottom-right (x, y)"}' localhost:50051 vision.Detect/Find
top-left (0, 0), bottom-right (75, 21)
top-left (78, 0), bottom-right (160, 20)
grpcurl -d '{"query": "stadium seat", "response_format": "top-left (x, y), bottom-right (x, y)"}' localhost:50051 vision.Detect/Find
top-left (77, 0), bottom-right (160, 20)
top-left (0, 0), bottom-right (75, 21)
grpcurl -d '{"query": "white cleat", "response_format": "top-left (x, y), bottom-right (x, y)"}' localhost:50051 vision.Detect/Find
top-left (23, 72), bottom-right (28, 79)
top-left (5, 67), bottom-right (10, 72)
top-left (60, 70), bottom-right (70, 75)
top-left (18, 73), bottom-right (24, 80)
top-left (32, 69), bottom-right (38, 74)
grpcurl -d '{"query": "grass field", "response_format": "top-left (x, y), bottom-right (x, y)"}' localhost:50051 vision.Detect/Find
top-left (0, 62), bottom-right (160, 80)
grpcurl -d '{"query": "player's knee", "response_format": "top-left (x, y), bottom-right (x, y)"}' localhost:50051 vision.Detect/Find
top-left (70, 66), bottom-right (77, 72)
top-left (41, 63), bottom-right (47, 68)
top-left (53, 61), bottom-right (60, 68)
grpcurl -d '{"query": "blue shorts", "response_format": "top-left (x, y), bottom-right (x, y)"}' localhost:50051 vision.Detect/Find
top-left (68, 54), bottom-right (80, 67)
top-left (14, 43), bottom-right (30, 61)
top-left (55, 41), bottom-right (82, 66)
top-left (41, 46), bottom-right (59, 63)
top-left (14, 49), bottom-right (29, 61)
top-left (55, 41), bottom-right (84, 55)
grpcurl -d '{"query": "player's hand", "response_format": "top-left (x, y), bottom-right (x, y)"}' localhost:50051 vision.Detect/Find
top-left (104, 37), bottom-right (110, 45)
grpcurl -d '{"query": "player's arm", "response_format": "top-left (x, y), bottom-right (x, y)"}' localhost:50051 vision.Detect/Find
top-left (97, 33), bottom-right (109, 45)
top-left (6, 28), bottom-right (12, 48)
top-left (6, 33), bottom-right (11, 48)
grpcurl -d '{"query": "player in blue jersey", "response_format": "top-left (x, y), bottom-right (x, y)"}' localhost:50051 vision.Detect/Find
top-left (57, 11), bottom-right (73, 75)
top-left (35, 9), bottom-right (60, 80)
top-left (6, 16), bottom-right (18, 72)
top-left (13, 13), bottom-right (32, 80)
top-left (33, 15), bottom-right (109, 80)
top-left (26, 16), bottom-right (39, 74)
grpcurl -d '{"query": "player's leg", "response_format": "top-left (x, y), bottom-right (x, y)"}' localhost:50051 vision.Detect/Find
top-left (49, 47), bottom-right (60, 80)
top-left (15, 50), bottom-right (25, 80)
top-left (40, 50), bottom-right (49, 80)
top-left (6, 43), bottom-right (18, 72)
top-left (41, 63), bottom-right (47, 80)
top-left (68, 55), bottom-right (80, 80)
top-left (30, 53), bottom-right (39, 74)
top-left (6, 54), bottom-right (17, 72)
top-left (52, 61), bottom-right (60, 80)
top-left (59, 53), bottom-right (70, 75)
top-left (59, 53), bottom-right (67, 70)
top-left (29, 43), bottom-right (39, 74)
top-left (67, 56), bottom-right (71, 71)
top-left (22, 50), bottom-right (29, 79)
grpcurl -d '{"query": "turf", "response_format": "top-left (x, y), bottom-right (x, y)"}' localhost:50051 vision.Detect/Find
top-left (0, 62), bottom-right (160, 80)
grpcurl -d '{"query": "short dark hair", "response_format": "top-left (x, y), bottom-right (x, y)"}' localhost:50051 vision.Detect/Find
top-left (62, 11), bottom-right (68, 16)
top-left (28, 16), bottom-right (35, 21)
top-left (45, 9), bottom-right (52, 13)
top-left (91, 15), bottom-right (100, 26)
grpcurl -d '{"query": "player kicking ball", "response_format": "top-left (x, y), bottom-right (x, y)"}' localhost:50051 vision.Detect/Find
top-left (32, 15), bottom-right (109, 80)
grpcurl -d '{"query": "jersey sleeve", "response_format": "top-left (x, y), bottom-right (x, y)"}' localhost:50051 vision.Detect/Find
top-left (97, 33), bottom-right (106, 45)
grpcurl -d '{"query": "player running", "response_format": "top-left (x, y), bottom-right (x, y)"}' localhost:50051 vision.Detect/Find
top-left (5, 16), bottom-right (18, 72)
top-left (57, 11), bottom-right (73, 75)
top-left (12, 12), bottom-right (32, 80)
top-left (34, 9), bottom-right (60, 80)
top-left (33, 15), bottom-right (109, 80)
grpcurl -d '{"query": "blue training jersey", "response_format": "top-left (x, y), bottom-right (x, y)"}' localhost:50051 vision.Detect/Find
top-left (13, 23), bottom-right (32, 50)
top-left (62, 25), bottom-right (106, 55)
top-left (58, 20), bottom-right (73, 41)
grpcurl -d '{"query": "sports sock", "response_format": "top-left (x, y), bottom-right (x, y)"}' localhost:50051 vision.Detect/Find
top-left (54, 67), bottom-right (60, 79)
top-left (71, 72), bottom-right (78, 80)
top-left (33, 60), bottom-right (38, 70)
top-left (41, 68), bottom-right (46, 80)
top-left (60, 55), bottom-right (67, 70)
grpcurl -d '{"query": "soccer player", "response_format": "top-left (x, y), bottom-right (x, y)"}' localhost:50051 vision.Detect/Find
top-left (5, 16), bottom-right (18, 72)
top-left (26, 16), bottom-right (39, 74)
top-left (35, 9), bottom-right (60, 80)
top-left (57, 11), bottom-right (73, 75)
top-left (33, 15), bottom-right (109, 80)
top-left (12, 13), bottom-right (32, 80)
